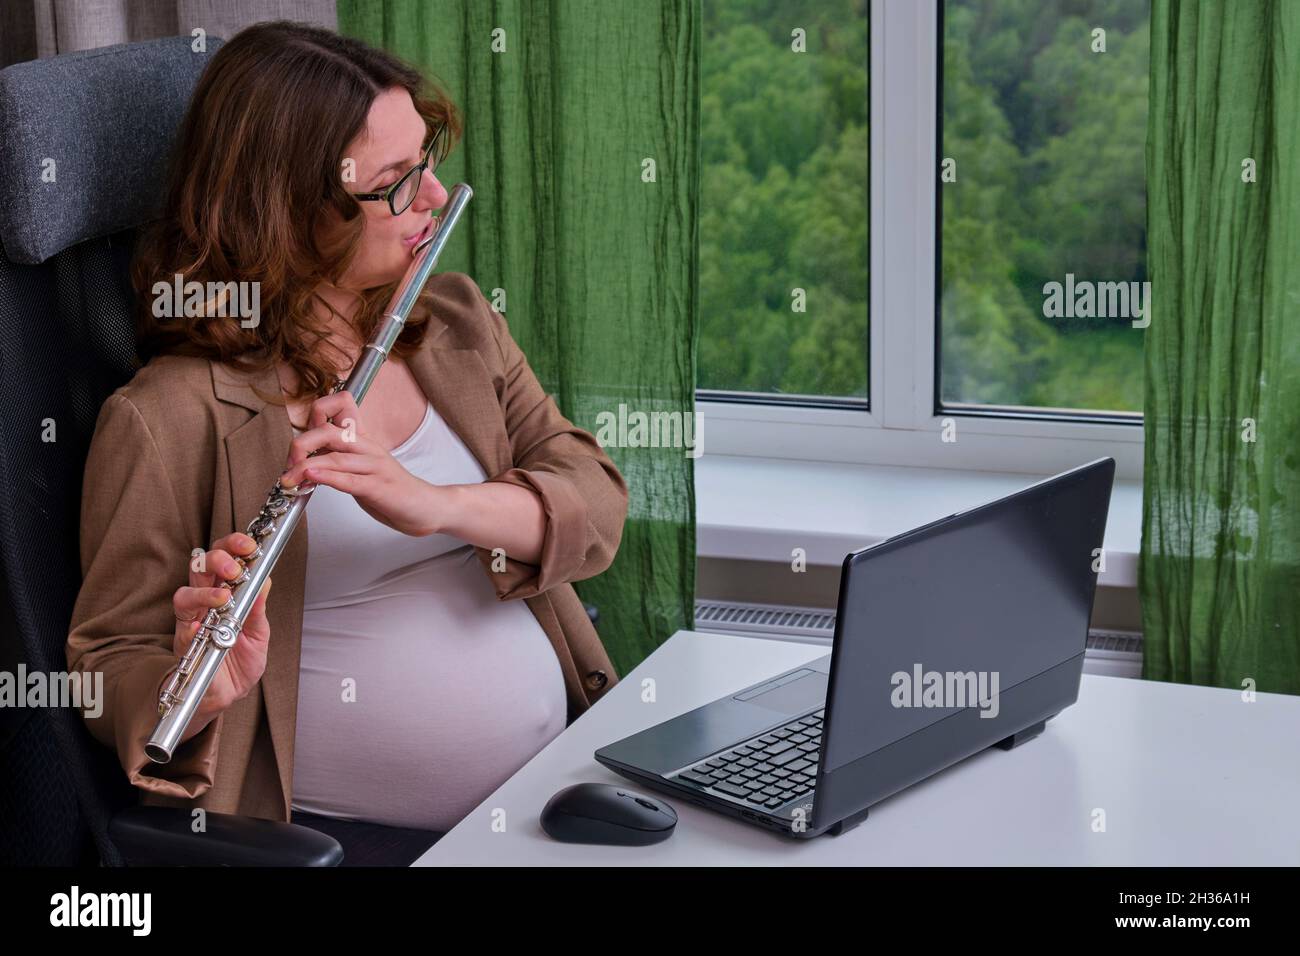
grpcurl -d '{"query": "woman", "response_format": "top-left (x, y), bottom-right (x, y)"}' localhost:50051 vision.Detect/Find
top-left (65, 21), bottom-right (628, 840)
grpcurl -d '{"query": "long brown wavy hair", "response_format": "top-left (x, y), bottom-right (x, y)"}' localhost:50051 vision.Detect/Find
top-left (130, 20), bottom-right (463, 404)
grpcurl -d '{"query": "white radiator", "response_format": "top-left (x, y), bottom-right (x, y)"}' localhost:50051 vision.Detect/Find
top-left (693, 599), bottom-right (1143, 679)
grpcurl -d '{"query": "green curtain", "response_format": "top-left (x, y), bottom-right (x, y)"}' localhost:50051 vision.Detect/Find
top-left (337, 0), bottom-right (699, 675)
top-left (1142, 0), bottom-right (1300, 694)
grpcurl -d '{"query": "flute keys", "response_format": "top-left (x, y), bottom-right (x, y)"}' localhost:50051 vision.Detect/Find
top-left (247, 514), bottom-right (276, 539)
top-left (271, 476), bottom-right (300, 495)
top-left (209, 621), bottom-right (239, 649)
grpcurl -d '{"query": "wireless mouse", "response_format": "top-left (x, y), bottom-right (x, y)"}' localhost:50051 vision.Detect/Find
top-left (540, 782), bottom-right (678, 845)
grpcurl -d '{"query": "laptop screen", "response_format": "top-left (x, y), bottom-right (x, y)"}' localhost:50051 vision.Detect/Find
top-left (820, 460), bottom-right (1114, 774)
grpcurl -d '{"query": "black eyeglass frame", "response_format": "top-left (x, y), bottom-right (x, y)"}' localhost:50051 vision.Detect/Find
top-left (350, 122), bottom-right (451, 216)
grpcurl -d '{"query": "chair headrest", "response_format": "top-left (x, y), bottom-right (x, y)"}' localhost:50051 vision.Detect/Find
top-left (0, 34), bottom-right (224, 265)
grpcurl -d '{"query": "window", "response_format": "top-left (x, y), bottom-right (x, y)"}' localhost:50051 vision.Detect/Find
top-left (698, 1), bottom-right (1145, 479)
top-left (939, 0), bottom-right (1149, 417)
top-left (699, 0), bottom-right (869, 403)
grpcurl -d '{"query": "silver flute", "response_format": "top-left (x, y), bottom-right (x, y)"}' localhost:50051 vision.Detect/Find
top-left (146, 182), bottom-right (474, 764)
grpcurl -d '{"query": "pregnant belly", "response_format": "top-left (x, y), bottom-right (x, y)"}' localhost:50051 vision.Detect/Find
top-left (290, 550), bottom-right (567, 831)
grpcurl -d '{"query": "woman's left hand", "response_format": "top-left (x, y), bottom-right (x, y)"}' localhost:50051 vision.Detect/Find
top-left (280, 390), bottom-right (441, 537)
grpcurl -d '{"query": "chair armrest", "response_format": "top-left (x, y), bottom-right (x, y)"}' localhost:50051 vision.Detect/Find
top-left (110, 806), bottom-right (343, 866)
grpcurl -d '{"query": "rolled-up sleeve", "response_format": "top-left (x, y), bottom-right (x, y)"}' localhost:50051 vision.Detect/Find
top-left (66, 393), bottom-right (222, 798)
top-left (464, 280), bottom-right (629, 600)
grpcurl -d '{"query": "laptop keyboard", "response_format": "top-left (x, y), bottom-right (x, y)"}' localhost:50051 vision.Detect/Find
top-left (670, 709), bottom-right (823, 812)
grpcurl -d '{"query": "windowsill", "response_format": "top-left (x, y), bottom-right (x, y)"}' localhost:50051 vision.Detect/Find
top-left (695, 456), bottom-right (1142, 589)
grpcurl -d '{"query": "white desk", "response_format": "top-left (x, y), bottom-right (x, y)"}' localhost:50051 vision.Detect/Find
top-left (413, 630), bottom-right (1300, 866)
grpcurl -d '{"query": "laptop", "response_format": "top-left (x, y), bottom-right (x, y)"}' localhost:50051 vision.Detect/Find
top-left (595, 458), bottom-right (1116, 839)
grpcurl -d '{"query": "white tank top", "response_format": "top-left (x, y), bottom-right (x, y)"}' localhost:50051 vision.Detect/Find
top-left (288, 399), bottom-right (567, 832)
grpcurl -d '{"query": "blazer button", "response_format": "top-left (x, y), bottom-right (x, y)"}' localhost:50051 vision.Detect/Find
top-left (584, 670), bottom-right (608, 691)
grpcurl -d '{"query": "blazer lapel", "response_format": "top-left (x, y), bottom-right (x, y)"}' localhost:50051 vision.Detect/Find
top-left (210, 321), bottom-right (514, 815)
top-left (212, 359), bottom-right (305, 813)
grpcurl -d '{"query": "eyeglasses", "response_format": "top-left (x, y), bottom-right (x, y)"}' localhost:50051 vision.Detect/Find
top-left (351, 122), bottom-right (451, 216)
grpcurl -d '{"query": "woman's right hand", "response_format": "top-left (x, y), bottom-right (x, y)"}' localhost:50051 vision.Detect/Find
top-left (168, 532), bottom-right (272, 731)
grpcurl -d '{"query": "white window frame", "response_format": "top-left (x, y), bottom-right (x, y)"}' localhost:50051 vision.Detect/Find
top-left (697, 0), bottom-right (1145, 480)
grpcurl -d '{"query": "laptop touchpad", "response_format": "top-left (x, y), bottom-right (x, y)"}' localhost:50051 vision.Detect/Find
top-left (737, 670), bottom-right (828, 715)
